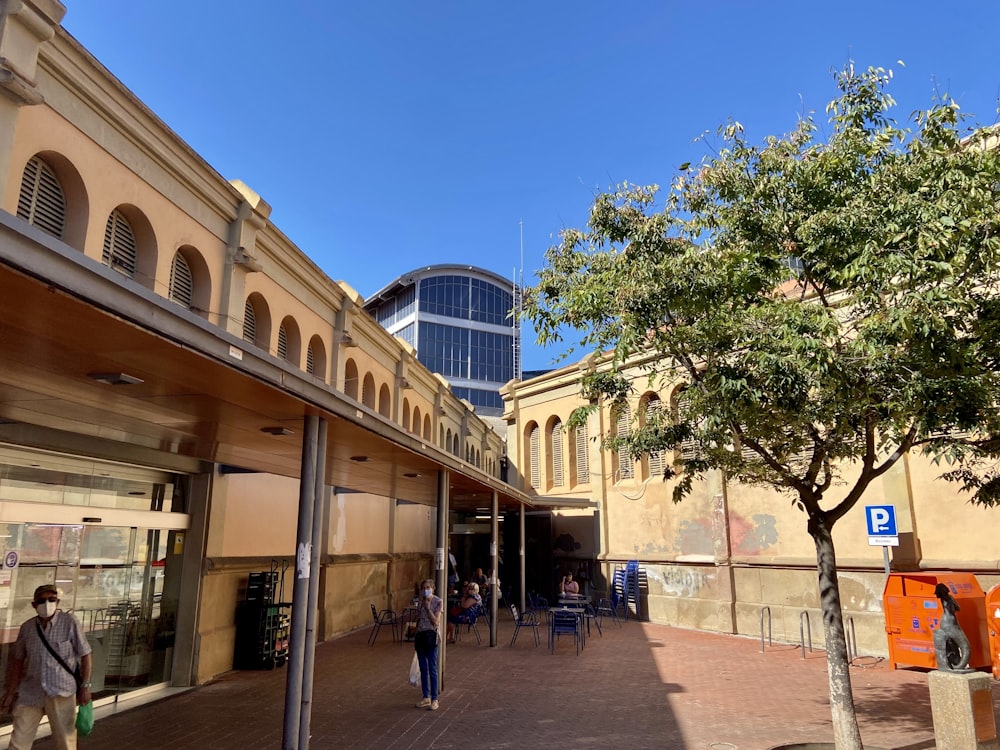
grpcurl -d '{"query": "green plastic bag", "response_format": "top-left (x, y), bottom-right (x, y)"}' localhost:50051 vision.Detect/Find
top-left (75, 701), bottom-right (94, 736)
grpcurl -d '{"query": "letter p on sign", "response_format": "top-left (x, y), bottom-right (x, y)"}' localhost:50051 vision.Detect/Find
top-left (865, 505), bottom-right (897, 536)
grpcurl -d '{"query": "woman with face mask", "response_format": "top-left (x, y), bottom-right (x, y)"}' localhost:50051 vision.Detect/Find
top-left (413, 578), bottom-right (442, 711)
top-left (1, 584), bottom-right (93, 749)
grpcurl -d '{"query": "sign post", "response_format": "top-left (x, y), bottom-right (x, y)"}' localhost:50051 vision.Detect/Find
top-left (865, 504), bottom-right (899, 575)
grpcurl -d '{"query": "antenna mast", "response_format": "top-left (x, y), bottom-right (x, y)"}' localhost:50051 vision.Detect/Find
top-left (513, 221), bottom-right (524, 381)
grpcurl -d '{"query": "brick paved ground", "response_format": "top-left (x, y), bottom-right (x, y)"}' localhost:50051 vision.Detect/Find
top-left (21, 613), bottom-right (1000, 750)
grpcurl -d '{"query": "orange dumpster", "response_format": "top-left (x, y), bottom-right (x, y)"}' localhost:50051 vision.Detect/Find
top-left (883, 571), bottom-right (990, 670)
top-left (987, 583), bottom-right (1000, 679)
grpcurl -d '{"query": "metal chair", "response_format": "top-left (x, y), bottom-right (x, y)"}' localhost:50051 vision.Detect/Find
top-left (508, 603), bottom-right (541, 647)
top-left (594, 596), bottom-right (621, 627)
top-left (368, 603), bottom-right (399, 646)
top-left (550, 609), bottom-right (581, 655)
top-left (453, 604), bottom-right (482, 644)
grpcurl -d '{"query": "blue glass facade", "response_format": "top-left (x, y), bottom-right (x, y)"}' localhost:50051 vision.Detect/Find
top-left (365, 266), bottom-right (518, 417)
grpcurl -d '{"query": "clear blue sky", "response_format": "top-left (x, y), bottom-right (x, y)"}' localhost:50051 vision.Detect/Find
top-left (62, 1), bottom-right (1000, 372)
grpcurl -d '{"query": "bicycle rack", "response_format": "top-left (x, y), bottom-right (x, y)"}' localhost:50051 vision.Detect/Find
top-left (799, 610), bottom-right (813, 659)
top-left (759, 606), bottom-right (772, 653)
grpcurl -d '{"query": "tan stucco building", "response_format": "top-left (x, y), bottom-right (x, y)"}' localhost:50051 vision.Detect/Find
top-left (0, 1), bottom-right (535, 719)
top-left (502, 348), bottom-right (1000, 658)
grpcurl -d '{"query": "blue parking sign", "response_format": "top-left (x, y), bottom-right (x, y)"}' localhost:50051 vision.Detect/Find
top-left (865, 505), bottom-right (897, 536)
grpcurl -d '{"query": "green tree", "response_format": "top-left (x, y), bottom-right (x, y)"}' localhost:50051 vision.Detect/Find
top-left (523, 64), bottom-right (1000, 750)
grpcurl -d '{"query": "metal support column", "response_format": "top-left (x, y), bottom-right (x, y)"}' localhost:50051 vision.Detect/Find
top-left (489, 490), bottom-right (498, 646)
top-left (436, 469), bottom-right (449, 690)
top-left (519, 503), bottom-right (526, 613)
top-left (299, 417), bottom-right (327, 750)
top-left (282, 414), bottom-right (319, 750)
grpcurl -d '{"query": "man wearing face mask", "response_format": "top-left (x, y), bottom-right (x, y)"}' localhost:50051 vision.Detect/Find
top-left (1, 584), bottom-right (92, 749)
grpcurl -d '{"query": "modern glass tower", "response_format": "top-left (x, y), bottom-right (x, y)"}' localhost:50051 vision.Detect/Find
top-left (364, 265), bottom-right (520, 417)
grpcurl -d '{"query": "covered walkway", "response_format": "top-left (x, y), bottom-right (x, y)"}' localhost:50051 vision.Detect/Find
top-left (21, 614), bottom-right (979, 750)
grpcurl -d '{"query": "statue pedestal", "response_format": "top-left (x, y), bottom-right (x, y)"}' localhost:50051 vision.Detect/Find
top-left (928, 670), bottom-right (999, 750)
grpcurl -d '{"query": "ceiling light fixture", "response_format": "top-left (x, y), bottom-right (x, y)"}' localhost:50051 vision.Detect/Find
top-left (261, 426), bottom-right (294, 436)
top-left (403, 472), bottom-right (419, 478)
top-left (349, 455), bottom-right (370, 462)
top-left (87, 372), bottom-right (144, 386)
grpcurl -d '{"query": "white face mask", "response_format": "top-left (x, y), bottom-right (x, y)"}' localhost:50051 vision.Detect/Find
top-left (36, 600), bottom-right (57, 618)
top-left (423, 588), bottom-right (433, 599)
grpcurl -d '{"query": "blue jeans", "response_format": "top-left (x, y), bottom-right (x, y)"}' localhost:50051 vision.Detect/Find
top-left (416, 643), bottom-right (439, 700)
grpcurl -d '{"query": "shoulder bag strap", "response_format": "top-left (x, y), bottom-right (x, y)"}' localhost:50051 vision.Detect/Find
top-left (34, 619), bottom-right (80, 687)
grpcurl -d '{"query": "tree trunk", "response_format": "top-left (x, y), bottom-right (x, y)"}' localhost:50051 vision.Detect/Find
top-left (810, 515), bottom-right (864, 750)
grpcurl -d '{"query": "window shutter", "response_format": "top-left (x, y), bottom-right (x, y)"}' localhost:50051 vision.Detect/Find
top-left (278, 325), bottom-right (289, 360)
top-left (676, 391), bottom-right (699, 462)
top-left (243, 300), bottom-right (256, 343)
top-left (646, 397), bottom-right (667, 478)
top-left (616, 404), bottom-right (634, 480)
top-left (102, 210), bottom-right (137, 278)
top-left (529, 425), bottom-right (540, 489)
top-left (573, 423), bottom-right (590, 485)
top-left (17, 156), bottom-right (66, 239)
top-left (168, 252), bottom-right (193, 308)
top-left (551, 420), bottom-right (564, 487)
top-left (306, 344), bottom-right (316, 374)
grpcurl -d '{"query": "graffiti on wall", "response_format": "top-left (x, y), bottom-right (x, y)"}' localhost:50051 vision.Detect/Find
top-left (648, 566), bottom-right (713, 597)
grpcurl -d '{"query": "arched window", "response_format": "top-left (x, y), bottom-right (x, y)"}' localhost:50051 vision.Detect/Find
top-left (613, 403), bottom-right (634, 481)
top-left (278, 324), bottom-right (289, 359)
top-left (412, 406), bottom-right (422, 435)
top-left (402, 399), bottom-right (411, 431)
top-left (571, 422), bottom-right (590, 486)
top-left (378, 384), bottom-right (391, 417)
top-left (452, 433), bottom-right (460, 456)
top-left (549, 418), bottom-right (565, 488)
top-left (424, 415), bottom-right (432, 441)
top-left (102, 209), bottom-right (137, 278)
top-left (168, 251), bottom-right (193, 308)
top-left (446, 428), bottom-right (453, 452)
top-left (17, 155), bottom-right (66, 239)
top-left (644, 395), bottom-right (667, 479)
top-left (673, 387), bottom-right (700, 463)
top-left (527, 423), bottom-right (540, 490)
top-left (362, 373), bottom-right (376, 408)
top-left (242, 299), bottom-right (256, 343)
top-left (344, 359), bottom-right (359, 400)
top-left (306, 335), bottom-right (326, 377)
top-left (439, 425), bottom-right (445, 448)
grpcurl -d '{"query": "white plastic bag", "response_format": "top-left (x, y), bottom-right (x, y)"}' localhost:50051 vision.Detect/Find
top-left (408, 652), bottom-right (419, 687)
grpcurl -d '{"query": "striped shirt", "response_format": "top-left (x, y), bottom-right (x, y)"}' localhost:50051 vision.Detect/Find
top-left (416, 595), bottom-right (442, 633)
top-left (12, 611), bottom-right (91, 706)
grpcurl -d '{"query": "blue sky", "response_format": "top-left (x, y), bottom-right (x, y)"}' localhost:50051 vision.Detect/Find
top-left (62, 2), bottom-right (1000, 371)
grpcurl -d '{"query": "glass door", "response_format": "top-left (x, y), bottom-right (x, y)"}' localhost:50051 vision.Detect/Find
top-left (0, 523), bottom-right (177, 707)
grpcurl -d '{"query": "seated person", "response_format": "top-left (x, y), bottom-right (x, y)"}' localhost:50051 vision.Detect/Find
top-left (471, 567), bottom-right (488, 589)
top-left (559, 572), bottom-right (580, 596)
top-left (446, 582), bottom-right (482, 642)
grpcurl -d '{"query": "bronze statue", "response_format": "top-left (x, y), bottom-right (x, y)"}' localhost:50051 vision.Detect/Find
top-left (933, 583), bottom-right (972, 671)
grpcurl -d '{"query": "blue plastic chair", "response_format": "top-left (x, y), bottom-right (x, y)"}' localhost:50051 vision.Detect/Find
top-left (550, 609), bottom-right (581, 655)
top-left (508, 603), bottom-right (541, 647)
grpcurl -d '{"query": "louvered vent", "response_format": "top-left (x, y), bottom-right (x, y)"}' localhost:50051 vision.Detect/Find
top-left (17, 156), bottom-right (66, 239)
top-left (616, 404), bottom-right (634, 480)
top-left (551, 420), bottom-right (564, 487)
top-left (306, 344), bottom-right (315, 374)
top-left (529, 425), bottom-right (540, 489)
top-left (646, 397), bottom-right (667, 478)
top-left (278, 325), bottom-right (289, 360)
top-left (168, 252), bottom-right (193, 308)
top-left (242, 300), bottom-right (256, 343)
top-left (102, 210), bottom-right (137, 278)
top-left (574, 422), bottom-right (590, 485)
